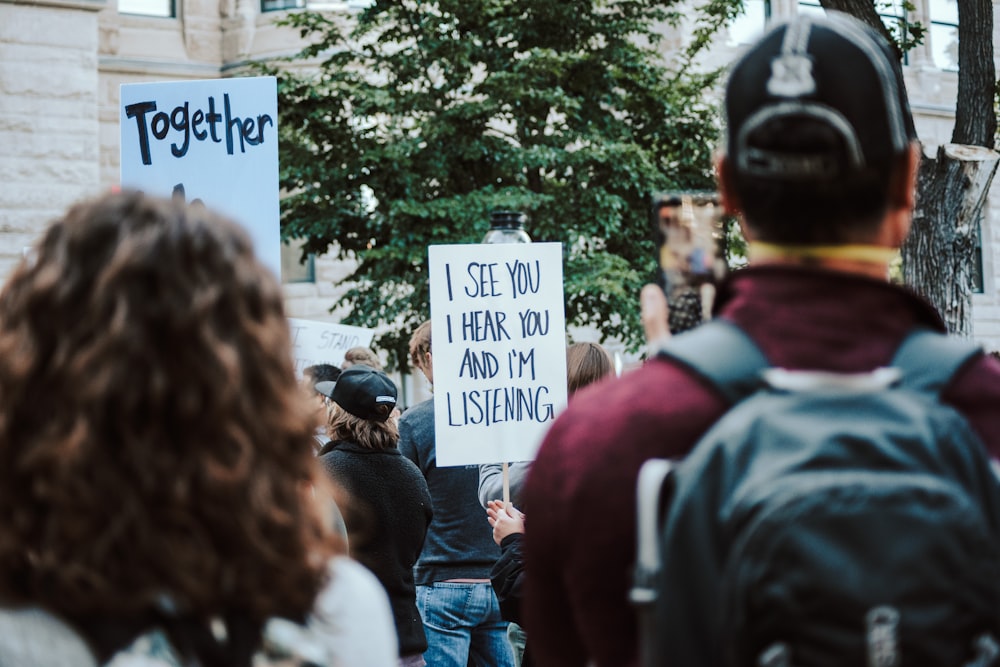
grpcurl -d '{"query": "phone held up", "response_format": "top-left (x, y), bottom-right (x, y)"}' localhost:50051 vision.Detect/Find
top-left (650, 191), bottom-right (728, 334)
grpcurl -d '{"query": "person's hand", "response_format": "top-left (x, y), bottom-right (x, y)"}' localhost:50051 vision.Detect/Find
top-left (486, 499), bottom-right (525, 546)
top-left (641, 283), bottom-right (671, 349)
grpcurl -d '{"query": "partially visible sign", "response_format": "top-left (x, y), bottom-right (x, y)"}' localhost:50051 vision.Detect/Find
top-left (289, 318), bottom-right (375, 375)
top-left (428, 242), bottom-right (568, 467)
top-left (120, 76), bottom-right (281, 278)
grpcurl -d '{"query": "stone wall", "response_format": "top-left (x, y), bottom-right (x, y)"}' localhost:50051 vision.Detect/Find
top-left (1, 0), bottom-right (999, 359)
top-left (0, 0), bottom-right (105, 277)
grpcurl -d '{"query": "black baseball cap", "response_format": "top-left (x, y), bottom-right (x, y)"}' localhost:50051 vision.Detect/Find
top-left (725, 12), bottom-right (916, 181)
top-left (330, 364), bottom-right (397, 422)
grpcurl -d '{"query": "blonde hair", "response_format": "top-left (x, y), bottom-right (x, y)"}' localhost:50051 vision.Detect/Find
top-left (409, 320), bottom-right (432, 371)
top-left (326, 407), bottom-right (399, 450)
top-left (342, 346), bottom-right (382, 370)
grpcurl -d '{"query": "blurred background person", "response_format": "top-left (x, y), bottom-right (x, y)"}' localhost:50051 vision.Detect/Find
top-left (481, 340), bottom-right (615, 667)
top-left (0, 190), bottom-right (397, 667)
top-left (341, 346), bottom-right (383, 370)
top-left (318, 365), bottom-right (433, 667)
top-left (478, 341), bottom-right (615, 509)
top-left (302, 363), bottom-right (342, 452)
top-left (399, 320), bottom-right (514, 667)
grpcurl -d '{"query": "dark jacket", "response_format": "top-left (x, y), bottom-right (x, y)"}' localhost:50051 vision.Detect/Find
top-left (522, 266), bottom-right (1000, 667)
top-left (397, 399), bottom-right (501, 584)
top-left (490, 533), bottom-right (525, 625)
top-left (490, 533), bottom-right (531, 667)
top-left (319, 441), bottom-right (433, 657)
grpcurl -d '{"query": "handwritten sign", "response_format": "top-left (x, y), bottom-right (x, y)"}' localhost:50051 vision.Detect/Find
top-left (428, 243), bottom-right (568, 466)
top-left (289, 318), bottom-right (375, 375)
top-left (119, 76), bottom-right (281, 278)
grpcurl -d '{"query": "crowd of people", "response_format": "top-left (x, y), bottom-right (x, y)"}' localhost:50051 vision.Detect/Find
top-left (3, 10), bottom-right (1000, 667)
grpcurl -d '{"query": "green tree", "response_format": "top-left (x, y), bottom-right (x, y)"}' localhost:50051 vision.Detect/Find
top-left (263, 0), bottom-right (731, 370)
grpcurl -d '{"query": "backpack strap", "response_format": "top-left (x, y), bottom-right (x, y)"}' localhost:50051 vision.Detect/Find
top-left (891, 328), bottom-right (982, 395)
top-left (630, 458), bottom-right (676, 667)
top-left (656, 319), bottom-right (769, 404)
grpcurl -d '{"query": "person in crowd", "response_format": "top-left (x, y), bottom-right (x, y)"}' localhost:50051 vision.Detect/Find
top-left (302, 363), bottom-right (341, 452)
top-left (478, 341), bottom-right (615, 509)
top-left (0, 190), bottom-right (398, 667)
top-left (398, 321), bottom-right (514, 667)
top-left (481, 341), bottom-right (615, 667)
top-left (318, 364), bottom-right (433, 667)
top-left (342, 346), bottom-right (383, 370)
top-left (521, 13), bottom-right (1000, 667)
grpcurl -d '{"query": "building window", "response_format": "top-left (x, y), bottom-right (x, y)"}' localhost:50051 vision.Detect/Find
top-left (118, 0), bottom-right (174, 17)
top-left (796, 0), bottom-right (825, 18)
top-left (728, 0), bottom-right (771, 46)
top-left (261, 0), bottom-right (372, 12)
top-left (877, 0), bottom-right (914, 63)
top-left (261, 0), bottom-right (303, 11)
top-left (281, 238), bottom-right (316, 283)
top-left (928, 0), bottom-right (959, 70)
top-left (797, 0), bottom-right (913, 63)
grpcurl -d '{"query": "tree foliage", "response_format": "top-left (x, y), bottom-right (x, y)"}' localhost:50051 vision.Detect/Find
top-left (260, 0), bottom-right (732, 370)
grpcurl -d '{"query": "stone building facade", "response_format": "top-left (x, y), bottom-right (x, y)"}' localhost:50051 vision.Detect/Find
top-left (1, 0), bottom-right (999, 370)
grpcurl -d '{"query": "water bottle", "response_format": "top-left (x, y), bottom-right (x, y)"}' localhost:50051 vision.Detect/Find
top-left (483, 210), bottom-right (532, 244)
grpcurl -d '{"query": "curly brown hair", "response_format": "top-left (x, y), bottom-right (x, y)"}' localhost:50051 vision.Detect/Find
top-left (0, 191), bottom-right (339, 624)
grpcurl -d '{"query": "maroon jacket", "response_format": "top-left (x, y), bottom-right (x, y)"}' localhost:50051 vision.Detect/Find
top-left (522, 266), bottom-right (1000, 667)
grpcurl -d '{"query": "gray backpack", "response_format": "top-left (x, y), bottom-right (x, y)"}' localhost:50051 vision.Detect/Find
top-left (632, 320), bottom-right (1000, 667)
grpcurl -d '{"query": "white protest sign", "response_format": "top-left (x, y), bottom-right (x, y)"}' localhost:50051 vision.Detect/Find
top-left (428, 242), bottom-right (568, 467)
top-left (120, 76), bottom-right (281, 278)
top-left (289, 318), bottom-right (375, 375)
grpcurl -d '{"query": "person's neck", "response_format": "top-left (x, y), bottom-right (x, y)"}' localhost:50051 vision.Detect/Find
top-left (747, 241), bottom-right (896, 280)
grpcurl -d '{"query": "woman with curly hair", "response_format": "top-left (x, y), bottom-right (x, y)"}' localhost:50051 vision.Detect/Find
top-left (0, 190), bottom-right (398, 667)
top-left (317, 365), bottom-right (433, 667)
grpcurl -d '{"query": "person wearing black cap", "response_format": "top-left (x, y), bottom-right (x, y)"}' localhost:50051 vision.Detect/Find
top-left (318, 365), bottom-right (434, 667)
top-left (520, 12), bottom-right (1000, 667)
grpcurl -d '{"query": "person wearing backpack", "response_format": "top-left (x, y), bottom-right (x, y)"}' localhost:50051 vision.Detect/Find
top-left (520, 11), bottom-right (1000, 667)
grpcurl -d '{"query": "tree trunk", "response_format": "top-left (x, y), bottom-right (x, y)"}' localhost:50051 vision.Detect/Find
top-left (820, 0), bottom-right (998, 338)
top-left (952, 0), bottom-right (996, 148)
top-left (902, 144), bottom-right (999, 336)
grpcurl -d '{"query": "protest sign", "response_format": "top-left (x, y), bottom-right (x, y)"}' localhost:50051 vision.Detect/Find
top-left (119, 76), bottom-right (281, 278)
top-left (289, 318), bottom-right (375, 375)
top-left (428, 242), bottom-right (568, 467)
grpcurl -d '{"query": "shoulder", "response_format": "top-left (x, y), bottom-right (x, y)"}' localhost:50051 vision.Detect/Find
top-left (399, 399), bottom-right (434, 424)
top-left (945, 351), bottom-right (1000, 457)
top-left (398, 452), bottom-right (428, 479)
top-left (537, 357), bottom-right (721, 465)
top-left (525, 356), bottom-right (725, 519)
top-left (398, 400), bottom-right (434, 454)
top-left (0, 607), bottom-right (99, 667)
top-left (317, 445), bottom-right (355, 473)
top-left (287, 557), bottom-right (398, 667)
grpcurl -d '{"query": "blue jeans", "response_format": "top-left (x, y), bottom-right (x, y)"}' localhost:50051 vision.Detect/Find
top-left (416, 582), bottom-right (515, 667)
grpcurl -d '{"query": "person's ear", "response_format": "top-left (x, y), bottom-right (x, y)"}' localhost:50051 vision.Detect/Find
top-left (881, 142), bottom-right (921, 248)
top-left (715, 154), bottom-right (742, 217)
top-left (715, 155), bottom-right (753, 242)
top-left (893, 142), bottom-right (921, 211)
